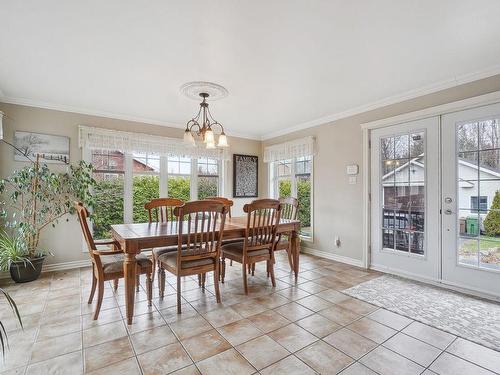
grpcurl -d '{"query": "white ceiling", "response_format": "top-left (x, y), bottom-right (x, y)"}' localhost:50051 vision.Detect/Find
top-left (1, 0), bottom-right (500, 140)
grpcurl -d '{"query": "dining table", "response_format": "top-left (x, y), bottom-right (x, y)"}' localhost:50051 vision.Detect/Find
top-left (111, 216), bottom-right (301, 324)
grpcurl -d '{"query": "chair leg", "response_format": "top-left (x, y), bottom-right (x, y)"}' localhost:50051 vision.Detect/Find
top-left (221, 258), bottom-right (226, 283)
top-left (201, 273), bottom-right (206, 291)
top-left (177, 275), bottom-right (182, 314)
top-left (230, 259), bottom-right (233, 266)
top-left (136, 274), bottom-right (140, 292)
top-left (214, 265), bottom-right (221, 304)
top-left (266, 261), bottom-right (270, 278)
top-left (159, 267), bottom-right (166, 299)
top-left (146, 273), bottom-right (152, 307)
top-left (242, 263), bottom-right (248, 295)
top-left (112, 278), bottom-right (119, 291)
top-left (286, 247), bottom-right (294, 271)
top-left (93, 278), bottom-right (105, 320)
top-left (198, 274), bottom-right (202, 287)
top-left (88, 270), bottom-right (97, 304)
top-left (251, 263), bottom-right (255, 276)
top-left (151, 255), bottom-right (156, 283)
top-left (269, 259), bottom-right (276, 287)
top-left (157, 266), bottom-right (162, 292)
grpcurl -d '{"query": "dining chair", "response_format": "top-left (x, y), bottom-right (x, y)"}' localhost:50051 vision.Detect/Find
top-left (75, 202), bottom-right (153, 320)
top-left (157, 200), bottom-right (228, 313)
top-left (221, 199), bottom-right (281, 294)
top-left (274, 197), bottom-right (299, 271)
top-left (204, 196), bottom-right (233, 217)
top-left (144, 198), bottom-right (184, 285)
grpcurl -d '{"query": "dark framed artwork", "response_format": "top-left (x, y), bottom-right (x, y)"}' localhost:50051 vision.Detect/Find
top-left (233, 154), bottom-right (258, 198)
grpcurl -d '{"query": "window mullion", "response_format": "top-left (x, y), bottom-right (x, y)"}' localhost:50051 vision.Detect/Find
top-left (160, 156), bottom-right (168, 198)
top-left (291, 158), bottom-right (298, 198)
top-left (123, 153), bottom-right (133, 224)
top-left (191, 158), bottom-right (198, 201)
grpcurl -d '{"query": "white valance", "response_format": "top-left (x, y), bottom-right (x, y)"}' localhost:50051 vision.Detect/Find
top-left (263, 136), bottom-right (316, 163)
top-left (78, 126), bottom-right (230, 160)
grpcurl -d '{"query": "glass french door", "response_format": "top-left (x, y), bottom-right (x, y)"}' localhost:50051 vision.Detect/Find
top-left (370, 117), bottom-right (440, 280)
top-left (442, 103), bottom-right (500, 297)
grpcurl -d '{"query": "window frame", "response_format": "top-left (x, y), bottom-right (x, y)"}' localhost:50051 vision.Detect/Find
top-left (269, 156), bottom-right (314, 241)
top-left (471, 195), bottom-right (488, 213)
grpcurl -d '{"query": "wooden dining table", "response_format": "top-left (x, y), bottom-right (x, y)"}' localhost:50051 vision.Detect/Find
top-left (111, 216), bottom-right (301, 324)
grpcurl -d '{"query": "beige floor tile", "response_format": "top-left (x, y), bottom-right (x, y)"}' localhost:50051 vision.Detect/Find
top-left (296, 295), bottom-right (333, 312)
top-left (247, 310), bottom-right (291, 333)
top-left (84, 336), bottom-right (134, 373)
top-left (252, 294), bottom-right (290, 309)
top-left (315, 289), bottom-right (351, 304)
top-left (276, 287), bottom-right (311, 301)
top-left (297, 281), bottom-right (328, 294)
top-left (82, 307), bottom-right (123, 330)
top-left (170, 364), bottom-right (201, 374)
top-left (324, 328), bottom-right (378, 359)
top-left (37, 315), bottom-right (82, 341)
top-left (137, 342), bottom-right (192, 375)
top-left (196, 348), bottom-right (255, 375)
top-left (402, 321), bottom-right (456, 350)
top-left (268, 323), bottom-right (318, 353)
top-left (26, 351), bottom-right (83, 375)
top-left (0, 328), bottom-right (37, 372)
top-left (125, 311), bottom-right (166, 334)
top-left (202, 306), bottom-right (243, 328)
top-left (86, 357), bottom-right (141, 375)
top-left (83, 320), bottom-right (127, 348)
top-left (319, 305), bottom-right (361, 326)
top-left (339, 362), bottom-right (377, 375)
top-left (274, 302), bottom-right (314, 321)
top-left (0, 366), bottom-right (26, 375)
top-left (347, 317), bottom-right (397, 343)
top-left (169, 315), bottom-right (213, 341)
top-left (360, 346), bottom-right (424, 375)
top-left (367, 309), bottom-right (413, 330)
top-left (335, 298), bottom-right (378, 315)
top-left (181, 329), bottom-right (231, 362)
top-left (130, 325), bottom-right (178, 355)
top-left (230, 299), bottom-right (268, 318)
top-left (30, 331), bottom-right (82, 364)
top-left (260, 355), bottom-right (316, 375)
top-left (446, 338), bottom-right (500, 373)
top-left (236, 335), bottom-right (290, 370)
top-left (296, 313), bottom-right (341, 338)
top-left (217, 319), bottom-right (263, 346)
top-left (296, 340), bottom-right (353, 374)
top-left (383, 332), bottom-right (441, 367)
top-left (429, 352), bottom-right (495, 375)
top-left (160, 304), bottom-right (199, 323)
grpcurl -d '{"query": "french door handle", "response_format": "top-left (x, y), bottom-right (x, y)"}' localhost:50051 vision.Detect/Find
top-left (444, 209), bottom-right (453, 215)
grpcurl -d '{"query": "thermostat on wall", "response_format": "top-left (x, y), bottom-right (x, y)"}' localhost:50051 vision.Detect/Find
top-left (346, 164), bottom-right (359, 175)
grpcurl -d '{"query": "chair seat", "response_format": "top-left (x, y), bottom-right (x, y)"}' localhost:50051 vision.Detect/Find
top-left (221, 242), bottom-right (270, 260)
top-left (158, 251), bottom-right (214, 270)
top-left (152, 246), bottom-right (177, 258)
top-left (101, 253), bottom-right (152, 275)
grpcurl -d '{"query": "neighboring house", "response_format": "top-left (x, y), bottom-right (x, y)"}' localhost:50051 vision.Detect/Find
top-left (92, 150), bottom-right (155, 179)
top-left (382, 155), bottom-right (500, 235)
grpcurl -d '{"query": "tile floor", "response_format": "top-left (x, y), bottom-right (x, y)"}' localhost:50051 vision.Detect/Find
top-left (1, 253), bottom-right (499, 375)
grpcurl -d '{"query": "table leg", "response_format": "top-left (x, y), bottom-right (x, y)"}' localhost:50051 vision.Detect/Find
top-left (292, 231), bottom-right (300, 280)
top-left (124, 243), bottom-right (138, 325)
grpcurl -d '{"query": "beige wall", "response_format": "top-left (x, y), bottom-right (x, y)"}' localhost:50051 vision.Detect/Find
top-left (262, 74), bottom-right (500, 264)
top-left (0, 103), bottom-right (263, 266)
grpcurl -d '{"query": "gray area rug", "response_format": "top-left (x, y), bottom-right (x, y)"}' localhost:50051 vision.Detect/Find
top-left (343, 275), bottom-right (500, 351)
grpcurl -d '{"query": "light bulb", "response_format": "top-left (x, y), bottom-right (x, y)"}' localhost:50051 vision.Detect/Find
top-left (205, 128), bottom-right (215, 144)
top-left (206, 140), bottom-right (216, 149)
top-left (183, 130), bottom-right (195, 146)
top-left (217, 133), bottom-right (229, 147)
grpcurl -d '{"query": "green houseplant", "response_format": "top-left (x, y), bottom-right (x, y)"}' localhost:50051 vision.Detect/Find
top-left (0, 288), bottom-right (22, 359)
top-left (0, 156), bottom-right (96, 282)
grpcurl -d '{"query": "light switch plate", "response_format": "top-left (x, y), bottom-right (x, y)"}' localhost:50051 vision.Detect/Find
top-left (346, 164), bottom-right (359, 175)
top-left (349, 176), bottom-right (357, 184)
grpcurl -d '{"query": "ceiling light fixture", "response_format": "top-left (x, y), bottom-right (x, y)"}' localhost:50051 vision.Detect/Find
top-left (181, 82), bottom-right (229, 149)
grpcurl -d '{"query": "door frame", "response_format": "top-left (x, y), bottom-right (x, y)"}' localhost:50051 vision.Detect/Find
top-left (361, 90), bottom-right (500, 299)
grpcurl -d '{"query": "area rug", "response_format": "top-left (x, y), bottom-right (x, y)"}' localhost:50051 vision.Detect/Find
top-left (343, 275), bottom-right (500, 351)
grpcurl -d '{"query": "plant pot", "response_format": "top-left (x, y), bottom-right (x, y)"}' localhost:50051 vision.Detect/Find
top-left (9, 256), bottom-right (45, 283)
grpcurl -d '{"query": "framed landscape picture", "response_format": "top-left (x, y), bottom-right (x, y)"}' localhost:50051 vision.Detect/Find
top-left (14, 131), bottom-right (70, 164)
top-left (233, 154), bottom-right (258, 198)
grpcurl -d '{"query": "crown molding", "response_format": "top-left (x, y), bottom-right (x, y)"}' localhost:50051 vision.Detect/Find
top-left (0, 95), bottom-right (261, 141)
top-left (261, 65), bottom-right (500, 141)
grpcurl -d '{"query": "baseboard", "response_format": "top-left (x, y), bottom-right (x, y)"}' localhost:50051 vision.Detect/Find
top-left (302, 247), bottom-right (365, 268)
top-left (370, 263), bottom-right (500, 302)
top-left (0, 259), bottom-right (91, 279)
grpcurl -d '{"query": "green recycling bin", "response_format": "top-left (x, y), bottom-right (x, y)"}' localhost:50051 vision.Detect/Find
top-left (466, 216), bottom-right (479, 236)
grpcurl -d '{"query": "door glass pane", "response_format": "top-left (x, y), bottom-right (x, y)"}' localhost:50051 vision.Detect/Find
top-left (380, 132), bottom-right (425, 254)
top-left (133, 175), bottom-right (159, 223)
top-left (456, 117), bottom-right (500, 271)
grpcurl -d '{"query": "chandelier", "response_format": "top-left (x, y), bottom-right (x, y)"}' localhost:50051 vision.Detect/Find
top-left (183, 92), bottom-right (228, 149)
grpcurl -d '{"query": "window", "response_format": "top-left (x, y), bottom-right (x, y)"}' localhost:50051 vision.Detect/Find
top-left (471, 196), bottom-right (488, 213)
top-left (197, 157), bottom-right (220, 199)
top-left (167, 156), bottom-right (191, 201)
top-left (270, 156), bottom-right (313, 238)
top-left (132, 152), bottom-right (160, 223)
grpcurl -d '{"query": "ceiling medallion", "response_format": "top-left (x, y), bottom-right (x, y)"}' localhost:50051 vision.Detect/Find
top-left (181, 82), bottom-right (229, 149)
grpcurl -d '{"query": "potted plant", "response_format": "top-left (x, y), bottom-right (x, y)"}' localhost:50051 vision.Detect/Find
top-left (0, 156), bottom-right (96, 282)
top-left (0, 288), bottom-right (22, 358)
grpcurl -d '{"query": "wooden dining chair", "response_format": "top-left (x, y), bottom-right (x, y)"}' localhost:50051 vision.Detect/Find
top-left (157, 200), bottom-right (228, 313)
top-left (204, 196), bottom-right (233, 217)
top-left (144, 198), bottom-right (184, 285)
top-left (221, 199), bottom-right (281, 294)
top-left (75, 202), bottom-right (153, 320)
top-left (274, 197), bottom-right (299, 271)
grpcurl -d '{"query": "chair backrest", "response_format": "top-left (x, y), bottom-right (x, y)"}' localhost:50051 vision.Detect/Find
top-left (205, 196), bottom-right (234, 217)
top-left (145, 198), bottom-right (184, 223)
top-left (279, 197), bottom-right (299, 220)
top-left (174, 200), bottom-right (228, 264)
top-left (243, 199), bottom-right (281, 253)
top-left (74, 202), bottom-right (97, 259)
